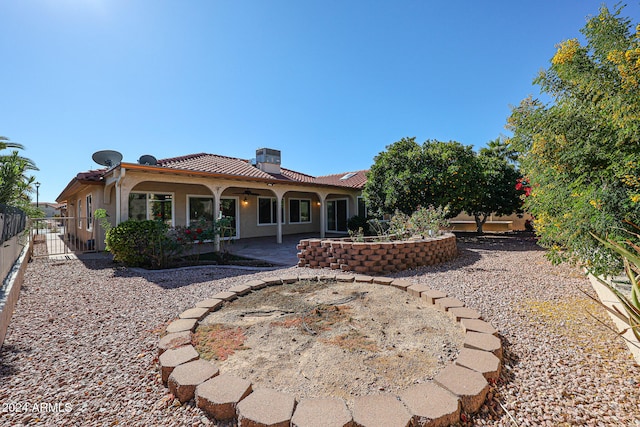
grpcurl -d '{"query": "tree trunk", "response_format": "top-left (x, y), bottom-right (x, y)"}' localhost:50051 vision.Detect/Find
top-left (474, 214), bottom-right (488, 234)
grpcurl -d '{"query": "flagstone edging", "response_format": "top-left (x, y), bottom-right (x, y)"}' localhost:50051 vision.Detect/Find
top-left (158, 273), bottom-right (503, 426)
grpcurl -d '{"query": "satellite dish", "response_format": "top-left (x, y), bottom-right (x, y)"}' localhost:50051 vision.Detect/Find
top-left (138, 154), bottom-right (158, 166)
top-left (92, 150), bottom-right (123, 167)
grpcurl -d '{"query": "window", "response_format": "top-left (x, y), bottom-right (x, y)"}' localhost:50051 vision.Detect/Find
top-left (128, 193), bottom-right (174, 226)
top-left (289, 199), bottom-right (311, 223)
top-left (357, 196), bottom-right (367, 218)
top-left (77, 199), bottom-right (82, 229)
top-left (188, 196), bottom-right (214, 227)
top-left (258, 197), bottom-right (278, 225)
top-left (86, 194), bottom-right (93, 230)
top-left (219, 198), bottom-right (238, 238)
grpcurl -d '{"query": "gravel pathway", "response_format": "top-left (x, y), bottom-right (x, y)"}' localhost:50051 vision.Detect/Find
top-left (1, 235), bottom-right (639, 426)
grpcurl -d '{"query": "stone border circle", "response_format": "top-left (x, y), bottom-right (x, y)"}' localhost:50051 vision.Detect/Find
top-left (158, 273), bottom-right (503, 426)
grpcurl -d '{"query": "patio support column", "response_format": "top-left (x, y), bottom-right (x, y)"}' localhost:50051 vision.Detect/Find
top-left (319, 194), bottom-right (327, 238)
top-left (272, 189), bottom-right (286, 244)
top-left (209, 186), bottom-right (224, 252)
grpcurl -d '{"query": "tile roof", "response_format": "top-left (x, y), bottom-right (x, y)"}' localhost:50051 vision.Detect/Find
top-left (315, 170), bottom-right (368, 189)
top-left (76, 169), bottom-right (106, 182)
top-left (156, 153), bottom-right (367, 188)
top-left (71, 153), bottom-right (367, 189)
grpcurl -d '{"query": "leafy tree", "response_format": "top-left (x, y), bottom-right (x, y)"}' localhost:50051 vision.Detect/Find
top-left (363, 138), bottom-right (477, 217)
top-left (479, 136), bottom-right (518, 164)
top-left (507, 5), bottom-right (640, 272)
top-left (463, 153), bottom-right (525, 233)
top-left (0, 136), bottom-right (38, 215)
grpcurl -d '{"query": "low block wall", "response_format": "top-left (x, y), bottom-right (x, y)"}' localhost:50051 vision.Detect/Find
top-left (296, 233), bottom-right (457, 274)
top-left (0, 237), bottom-right (32, 349)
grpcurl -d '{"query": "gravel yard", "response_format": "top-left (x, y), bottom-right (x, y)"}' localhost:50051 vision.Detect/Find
top-left (1, 234), bottom-right (639, 426)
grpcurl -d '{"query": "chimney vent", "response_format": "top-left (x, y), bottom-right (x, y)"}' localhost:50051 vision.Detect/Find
top-left (255, 148), bottom-right (281, 174)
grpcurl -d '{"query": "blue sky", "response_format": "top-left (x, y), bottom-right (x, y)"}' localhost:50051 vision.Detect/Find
top-left (1, 1), bottom-right (639, 204)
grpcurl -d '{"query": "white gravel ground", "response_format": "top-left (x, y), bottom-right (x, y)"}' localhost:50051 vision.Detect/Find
top-left (1, 234), bottom-right (639, 426)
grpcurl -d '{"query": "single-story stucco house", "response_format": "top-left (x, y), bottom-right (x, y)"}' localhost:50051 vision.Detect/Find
top-left (56, 148), bottom-right (367, 250)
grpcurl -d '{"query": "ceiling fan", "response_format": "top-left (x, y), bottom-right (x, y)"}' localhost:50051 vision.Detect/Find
top-left (234, 189), bottom-right (261, 196)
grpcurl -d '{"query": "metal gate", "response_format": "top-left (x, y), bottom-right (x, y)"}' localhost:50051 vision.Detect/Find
top-left (30, 217), bottom-right (103, 258)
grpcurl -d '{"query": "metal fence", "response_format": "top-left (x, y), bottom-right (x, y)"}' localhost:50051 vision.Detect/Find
top-left (30, 217), bottom-right (103, 258)
top-left (0, 204), bottom-right (28, 284)
top-left (0, 204), bottom-right (26, 245)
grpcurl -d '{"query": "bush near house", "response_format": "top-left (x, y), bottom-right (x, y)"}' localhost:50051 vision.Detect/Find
top-left (106, 220), bottom-right (180, 269)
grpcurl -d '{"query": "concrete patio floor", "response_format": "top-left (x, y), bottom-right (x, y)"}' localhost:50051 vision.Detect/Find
top-left (225, 233), bottom-right (341, 267)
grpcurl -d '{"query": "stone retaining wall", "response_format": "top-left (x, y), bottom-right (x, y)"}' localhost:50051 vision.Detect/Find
top-left (296, 233), bottom-right (457, 274)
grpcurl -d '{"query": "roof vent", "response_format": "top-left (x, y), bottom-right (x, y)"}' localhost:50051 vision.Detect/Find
top-left (255, 148), bottom-right (281, 174)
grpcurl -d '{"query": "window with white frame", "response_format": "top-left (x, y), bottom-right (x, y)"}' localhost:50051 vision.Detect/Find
top-left (77, 199), bottom-right (82, 229)
top-left (187, 196), bottom-right (214, 226)
top-left (289, 199), bottom-right (311, 223)
top-left (86, 194), bottom-right (93, 230)
top-left (258, 197), bottom-right (284, 225)
top-left (128, 192), bottom-right (174, 226)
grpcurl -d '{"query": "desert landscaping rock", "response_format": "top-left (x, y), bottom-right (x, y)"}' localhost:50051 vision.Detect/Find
top-left (178, 306), bottom-right (210, 320)
top-left (460, 318), bottom-right (498, 335)
top-left (165, 317), bottom-right (198, 333)
top-left (463, 331), bottom-right (503, 358)
top-left (167, 359), bottom-right (220, 403)
top-left (434, 365), bottom-right (489, 413)
top-left (454, 348), bottom-right (501, 380)
top-left (3, 234), bottom-right (639, 426)
top-left (159, 344), bottom-right (199, 383)
top-left (352, 393), bottom-right (412, 427)
top-left (399, 383), bottom-right (461, 427)
top-left (291, 397), bottom-right (353, 427)
top-left (196, 374), bottom-right (253, 421)
top-left (236, 388), bottom-right (296, 427)
top-left (158, 330), bottom-right (192, 355)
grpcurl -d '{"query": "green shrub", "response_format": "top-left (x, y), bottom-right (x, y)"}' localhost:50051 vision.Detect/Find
top-left (106, 220), bottom-right (181, 268)
top-left (347, 215), bottom-right (370, 235)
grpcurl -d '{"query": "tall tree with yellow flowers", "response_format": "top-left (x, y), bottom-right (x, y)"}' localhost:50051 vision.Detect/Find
top-left (508, 5), bottom-right (640, 272)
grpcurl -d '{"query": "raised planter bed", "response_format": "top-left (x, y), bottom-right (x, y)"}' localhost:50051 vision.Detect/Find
top-left (296, 233), bottom-right (457, 274)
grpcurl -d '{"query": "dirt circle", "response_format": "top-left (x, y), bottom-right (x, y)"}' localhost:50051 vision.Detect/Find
top-left (195, 280), bottom-right (464, 406)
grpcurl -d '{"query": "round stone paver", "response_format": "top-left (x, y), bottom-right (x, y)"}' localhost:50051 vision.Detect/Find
top-left (168, 358), bottom-right (220, 403)
top-left (236, 388), bottom-right (296, 427)
top-left (352, 394), bottom-right (412, 427)
top-left (434, 365), bottom-right (489, 413)
top-left (399, 382), bottom-right (460, 427)
top-left (291, 397), bottom-right (353, 427)
top-left (159, 344), bottom-right (199, 383)
top-left (195, 374), bottom-right (253, 421)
